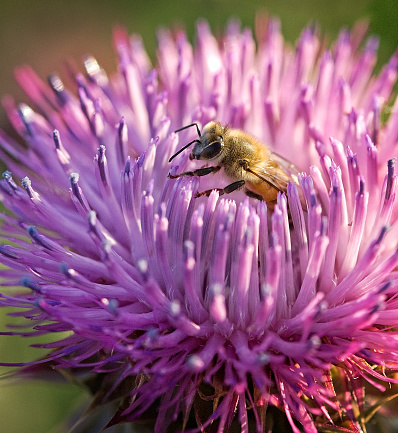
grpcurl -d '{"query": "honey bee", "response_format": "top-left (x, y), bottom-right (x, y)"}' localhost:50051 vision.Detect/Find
top-left (169, 121), bottom-right (302, 209)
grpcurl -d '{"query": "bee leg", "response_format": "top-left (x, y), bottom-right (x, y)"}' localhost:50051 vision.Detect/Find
top-left (168, 166), bottom-right (221, 179)
top-left (245, 189), bottom-right (263, 201)
top-left (195, 180), bottom-right (245, 198)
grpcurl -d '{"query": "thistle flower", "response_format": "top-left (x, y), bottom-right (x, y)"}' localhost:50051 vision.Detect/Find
top-left (1, 17), bottom-right (398, 433)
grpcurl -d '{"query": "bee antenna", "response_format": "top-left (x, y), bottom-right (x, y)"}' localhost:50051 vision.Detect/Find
top-left (174, 123), bottom-right (201, 137)
top-left (169, 139), bottom-right (200, 163)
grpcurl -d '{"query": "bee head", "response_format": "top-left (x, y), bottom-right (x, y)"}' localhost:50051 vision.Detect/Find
top-left (191, 121), bottom-right (224, 161)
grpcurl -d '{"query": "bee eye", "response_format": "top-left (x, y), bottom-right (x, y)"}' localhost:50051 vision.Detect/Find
top-left (200, 140), bottom-right (222, 160)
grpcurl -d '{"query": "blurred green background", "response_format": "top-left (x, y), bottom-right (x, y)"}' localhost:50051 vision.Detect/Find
top-left (1, 0), bottom-right (398, 432)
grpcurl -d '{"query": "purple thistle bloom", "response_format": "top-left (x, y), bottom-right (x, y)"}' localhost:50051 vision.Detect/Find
top-left (2, 17), bottom-right (398, 433)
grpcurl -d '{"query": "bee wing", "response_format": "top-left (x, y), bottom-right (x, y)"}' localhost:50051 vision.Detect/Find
top-left (269, 152), bottom-right (301, 185)
top-left (246, 152), bottom-right (301, 193)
